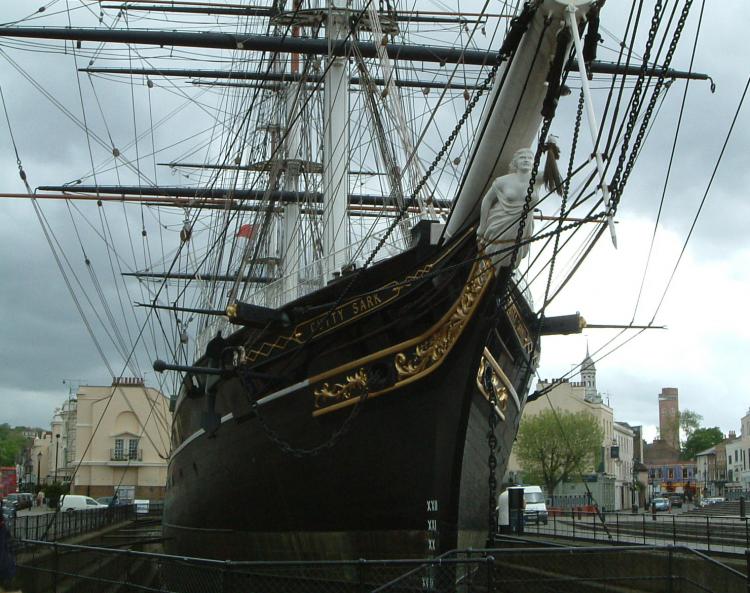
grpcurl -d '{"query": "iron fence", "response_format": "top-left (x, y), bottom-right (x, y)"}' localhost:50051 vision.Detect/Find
top-left (9, 541), bottom-right (749, 593)
top-left (5, 505), bottom-right (135, 545)
top-left (518, 509), bottom-right (750, 554)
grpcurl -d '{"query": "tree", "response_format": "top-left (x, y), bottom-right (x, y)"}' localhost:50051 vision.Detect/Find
top-left (0, 423), bottom-right (26, 466)
top-left (682, 427), bottom-right (724, 461)
top-left (679, 409), bottom-right (703, 441)
top-left (515, 410), bottom-right (604, 503)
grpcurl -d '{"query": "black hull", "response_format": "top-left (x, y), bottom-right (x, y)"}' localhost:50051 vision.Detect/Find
top-left (163, 224), bottom-right (538, 560)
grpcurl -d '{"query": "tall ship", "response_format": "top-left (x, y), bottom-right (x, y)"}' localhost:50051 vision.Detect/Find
top-left (0, 0), bottom-right (710, 561)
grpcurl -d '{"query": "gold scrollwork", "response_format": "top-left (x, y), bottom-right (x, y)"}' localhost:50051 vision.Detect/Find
top-left (505, 301), bottom-right (534, 356)
top-left (395, 258), bottom-right (493, 380)
top-left (475, 351), bottom-right (508, 421)
top-left (313, 368), bottom-right (368, 408)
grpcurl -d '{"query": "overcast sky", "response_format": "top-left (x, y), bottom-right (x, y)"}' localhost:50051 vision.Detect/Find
top-left (0, 1), bottom-right (748, 447)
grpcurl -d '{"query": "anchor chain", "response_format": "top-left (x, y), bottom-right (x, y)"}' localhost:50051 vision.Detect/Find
top-left (248, 4), bottom-right (540, 458)
top-left (610, 0), bottom-right (693, 214)
top-left (487, 114), bottom-right (553, 542)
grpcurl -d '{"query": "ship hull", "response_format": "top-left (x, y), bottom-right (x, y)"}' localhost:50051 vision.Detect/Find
top-left (163, 224), bottom-right (538, 560)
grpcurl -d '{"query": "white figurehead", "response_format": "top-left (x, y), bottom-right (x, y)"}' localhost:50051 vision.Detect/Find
top-left (477, 139), bottom-right (560, 271)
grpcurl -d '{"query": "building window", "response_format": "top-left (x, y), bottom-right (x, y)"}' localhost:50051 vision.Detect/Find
top-left (114, 439), bottom-right (124, 460)
top-left (128, 439), bottom-right (139, 460)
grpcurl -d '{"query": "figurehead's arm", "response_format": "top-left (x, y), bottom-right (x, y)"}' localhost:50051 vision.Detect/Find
top-left (477, 180), bottom-right (497, 239)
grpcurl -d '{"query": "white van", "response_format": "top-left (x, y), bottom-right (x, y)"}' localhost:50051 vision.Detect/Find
top-left (59, 494), bottom-right (107, 512)
top-left (497, 485), bottom-right (548, 528)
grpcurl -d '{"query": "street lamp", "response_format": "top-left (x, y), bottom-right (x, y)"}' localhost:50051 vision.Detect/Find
top-left (37, 451), bottom-right (42, 487)
top-left (54, 434), bottom-right (60, 483)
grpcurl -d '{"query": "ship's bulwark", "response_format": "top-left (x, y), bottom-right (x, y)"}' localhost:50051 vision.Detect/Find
top-left (163, 232), bottom-right (538, 560)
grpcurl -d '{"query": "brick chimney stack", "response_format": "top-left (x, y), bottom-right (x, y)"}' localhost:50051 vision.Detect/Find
top-left (658, 387), bottom-right (680, 450)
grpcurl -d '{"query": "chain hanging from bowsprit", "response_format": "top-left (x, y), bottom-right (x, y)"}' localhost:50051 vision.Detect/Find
top-left (486, 113), bottom-right (554, 542)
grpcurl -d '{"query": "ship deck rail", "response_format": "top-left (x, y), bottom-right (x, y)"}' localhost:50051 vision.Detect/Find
top-left (7, 539), bottom-right (748, 593)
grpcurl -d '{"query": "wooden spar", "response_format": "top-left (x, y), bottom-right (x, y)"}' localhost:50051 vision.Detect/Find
top-left (0, 193), bottom-right (600, 223)
top-left (81, 61), bottom-right (712, 84)
top-left (30, 185), bottom-right (453, 208)
top-left (127, 272), bottom-right (274, 283)
top-left (0, 191), bottom-right (452, 212)
top-left (99, 0), bottom-right (512, 18)
top-left (0, 26), bottom-right (714, 79)
top-left (584, 324), bottom-right (667, 330)
top-left (83, 68), bottom-right (483, 91)
top-left (102, 4), bottom-right (488, 23)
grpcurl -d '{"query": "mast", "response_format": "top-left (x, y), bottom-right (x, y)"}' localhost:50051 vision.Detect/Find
top-left (322, 0), bottom-right (350, 280)
top-left (281, 0), bottom-right (304, 300)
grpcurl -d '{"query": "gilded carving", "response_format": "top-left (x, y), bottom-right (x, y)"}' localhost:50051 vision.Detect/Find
top-left (505, 300), bottom-right (534, 355)
top-left (476, 348), bottom-right (516, 421)
top-left (394, 257), bottom-right (493, 380)
top-left (312, 255), bottom-right (495, 417)
top-left (314, 368), bottom-right (369, 408)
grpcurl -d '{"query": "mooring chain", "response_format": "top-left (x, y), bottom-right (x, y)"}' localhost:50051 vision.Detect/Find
top-left (486, 113), bottom-right (553, 540)
top-left (250, 385), bottom-right (371, 458)
top-left (613, 0), bottom-right (693, 211)
top-left (363, 2), bottom-right (537, 270)
top-left (247, 6), bottom-right (539, 458)
top-left (487, 383), bottom-right (499, 538)
top-left (607, 0), bottom-right (664, 215)
top-left (540, 90), bottom-right (584, 311)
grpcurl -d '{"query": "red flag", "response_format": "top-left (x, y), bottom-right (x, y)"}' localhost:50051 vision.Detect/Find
top-left (236, 224), bottom-right (256, 239)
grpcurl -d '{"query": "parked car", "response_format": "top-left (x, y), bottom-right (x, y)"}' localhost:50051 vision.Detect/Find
top-left (59, 495), bottom-right (107, 512)
top-left (668, 495), bottom-right (683, 508)
top-left (96, 496), bottom-right (126, 507)
top-left (652, 497), bottom-right (671, 512)
top-left (4, 493), bottom-right (32, 511)
top-left (1, 501), bottom-right (16, 528)
top-left (699, 496), bottom-right (725, 508)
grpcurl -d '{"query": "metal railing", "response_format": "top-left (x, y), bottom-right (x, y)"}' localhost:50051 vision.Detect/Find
top-left (109, 449), bottom-right (143, 461)
top-left (5, 505), bottom-right (135, 545)
top-left (518, 509), bottom-right (750, 555)
top-left (9, 541), bottom-right (748, 593)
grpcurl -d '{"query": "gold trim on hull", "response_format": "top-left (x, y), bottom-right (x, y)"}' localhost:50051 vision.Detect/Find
top-left (474, 346), bottom-right (523, 420)
top-left (242, 226), bottom-right (478, 364)
top-left (312, 257), bottom-right (494, 416)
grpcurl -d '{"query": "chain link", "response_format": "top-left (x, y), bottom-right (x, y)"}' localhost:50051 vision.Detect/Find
top-left (613, 0), bottom-right (692, 209)
top-left (249, 7), bottom-right (539, 458)
top-left (241, 368), bottom-right (370, 458)
top-left (607, 0), bottom-right (663, 214)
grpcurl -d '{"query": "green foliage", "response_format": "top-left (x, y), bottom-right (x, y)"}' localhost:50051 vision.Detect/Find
top-left (515, 410), bottom-right (604, 499)
top-left (0, 423), bottom-right (26, 466)
top-left (679, 409), bottom-right (703, 441)
top-left (45, 481), bottom-right (70, 509)
top-left (682, 427), bottom-right (724, 461)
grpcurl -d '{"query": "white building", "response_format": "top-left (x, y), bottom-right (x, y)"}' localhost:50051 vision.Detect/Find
top-left (507, 350), bottom-right (635, 510)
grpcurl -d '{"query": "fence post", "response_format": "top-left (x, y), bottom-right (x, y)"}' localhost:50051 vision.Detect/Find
top-left (642, 514), bottom-right (646, 544)
top-left (668, 547), bottom-right (674, 593)
top-left (222, 559), bottom-right (231, 593)
top-left (553, 511), bottom-right (557, 537)
top-left (593, 512), bottom-right (596, 541)
top-left (486, 555), bottom-right (494, 593)
top-left (672, 515), bottom-right (676, 546)
top-left (572, 509), bottom-right (576, 540)
top-left (616, 513), bottom-right (620, 543)
top-left (706, 516), bottom-right (710, 552)
top-left (745, 549), bottom-right (750, 593)
top-left (52, 541), bottom-right (59, 593)
top-left (359, 558), bottom-right (366, 593)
